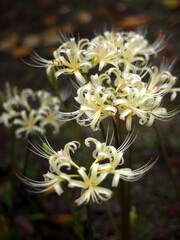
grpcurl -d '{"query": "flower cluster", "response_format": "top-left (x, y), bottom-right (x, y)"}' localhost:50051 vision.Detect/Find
top-left (0, 83), bottom-right (64, 138)
top-left (57, 66), bottom-right (178, 131)
top-left (30, 30), bottom-right (164, 83)
top-left (19, 134), bottom-right (156, 205)
top-left (30, 30), bottom-right (179, 132)
top-left (18, 29), bottom-right (179, 206)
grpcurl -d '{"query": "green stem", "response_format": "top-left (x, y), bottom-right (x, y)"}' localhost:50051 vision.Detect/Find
top-left (82, 73), bottom-right (89, 84)
top-left (52, 82), bottom-right (91, 166)
top-left (86, 203), bottom-right (93, 240)
top-left (100, 122), bottom-right (106, 141)
top-left (10, 127), bottom-right (15, 227)
top-left (62, 183), bottom-right (84, 240)
top-left (113, 118), bottom-right (130, 240)
top-left (112, 119), bottom-right (119, 148)
top-left (127, 144), bottom-right (133, 240)
top-left (23, 136), bottom-right (32, 175)
top-left (153, 122), bottom-right (180, 205)
top-left (104, 202), bottom-right (122, 240)
top-left (100, 123), bottom-right (122, 240)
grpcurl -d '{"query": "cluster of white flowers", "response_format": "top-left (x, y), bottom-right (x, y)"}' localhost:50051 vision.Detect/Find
top-left (30, 30), bottom-right (179, 132)
top-left (31, 31), bottom-right (164, 83)
top-left (19, 29), bottom-right (179, 205)
top-left (57, 65), bottom-right (177, 131)
top-left (19, 134), bottom-right (156, 205)
top-left (0, 83), bottom-right (64, 138)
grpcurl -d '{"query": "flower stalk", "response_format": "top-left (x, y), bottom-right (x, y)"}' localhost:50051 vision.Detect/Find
top-left (51, 80), bottom-right (91, 166)
top-left (23, 136), bottom-right (32, 175)
top-left (100, 123), bottom-right (122, 240)
top-left (62, 183), bottom-right (84, 240)
top-left (86, 202), bottom-right (93, 240)
top-left (153, 121), bottom-right (180, 205)
top-left (10, 127), bottom-right (15, 227)
top-left (127, 144), bottom-right (133, 240)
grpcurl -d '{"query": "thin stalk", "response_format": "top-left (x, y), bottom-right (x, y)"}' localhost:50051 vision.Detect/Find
top-left (23, 136), bottom-right (32, 175)
top-left (86, 203), bottom-right (93, 240)
top-left (127, 144), bottom-right (133, 240)
top-left (10, 127), bottom-right (15, 227)
top-left (99, 123), bottom-right (122, 240)
top-left (113, 117), bottom-right (130, 240)
top-left (52, 83), bottom-right (91, 166)
top-left (104, 202), bottom-right (122, 240)
top-left (100, 122), bottom-right (106, 141)
top-left (112, 118), bottom-right (119, 148)
top-left (153, 122), bottom-right (180, 205)
top-left (62, 183), bottom-right (84, 240)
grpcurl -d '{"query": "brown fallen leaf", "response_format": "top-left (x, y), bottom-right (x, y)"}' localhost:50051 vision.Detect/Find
top-left (50, 214), bottom-right (73, 225)
top-left (0, 215), bottom-right (9, 238)
top-left (114, 2), bottom-right (127, 12)
top-left (96, 6), bottom-right (116, 20)
top-left (59, 23), bottom-right (74, 34)
top-left (168, 17), bottom-right (179, 27)
top-left (76, 11), bottom-right (92, 24)
top-left (37, 0), bottom-right (53, 6)
top-left (41, 27), bottom-right (60, 45)
top-left (0, 33), bottom-right (19, 51)
top-left (58, 4), bottom-right (72, 14)
top-left (15, 215), bottom-right (34, 235)
top-left (161, 0), bottom-right (180, 9)
top-left (115, 14), bottom-right (153, 30)
top-left (43, 15), bottom-right (59, 26)
top-left (11, 47), bottom-right (33, 58)
top-left (22, 35), bottom-right (41, 48)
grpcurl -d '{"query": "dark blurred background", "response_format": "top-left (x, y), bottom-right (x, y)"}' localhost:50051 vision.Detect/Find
top-left (0, 0), bottom-right (180, 239)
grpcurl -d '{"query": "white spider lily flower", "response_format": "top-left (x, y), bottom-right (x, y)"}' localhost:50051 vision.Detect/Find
top-left (87, 36), bottom-right (119, 71)
top-left (0, 84), bottom-right (65, 137)
top-left (18, 170), bottom-right (70, 196)
top-left (28, 37), bottom-right (92, 84)
top-left (119, 31), bottom-right (165, 69)
top-left (3, 83), bottom-right (33, 111)
top-left (169, 88), bottom-right (180, 101)
top-left (18, 139), bottom-right (80, 195)
top-left (75, 86), bottom-right (117, 131)
top-left (36, 90), bottom-right (59, 107)
top-left (13, 110), bottom-right (44, 138)
top-left (111, 159), bottom-right (157, 187)
top-left (18, 89), bottom-right (34, 111)
top-left (114, 86), bottom-right (152, 131)
top-left (55, 73), bottom-right (117, 131)
top-left (18, 135), bottom-right (157, 204)
top-left (40, 105), bottom-right (64, 134)
top-left (85, 133), bottom-right (140, 187)
top-left (84, 133), bottom-right (156, 188)
top-left (144, 66), bottom-right (176, 96)
top-left (85, 137), bottom-right (124, 165)
top-left (69, 163), bottom-right (112, 205)
top-left (54, 37), bottom-right (89, 57)
top-left (54, 49), bottom-right (92, 84)
top-left (0, 102), bottom-right (20, 127)
top-left (74, 74), bottom-right (116, 130)
top-left (86, 30), bottom-right (165, 71)
top-left (29, 137), bottom-right (80, 170)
